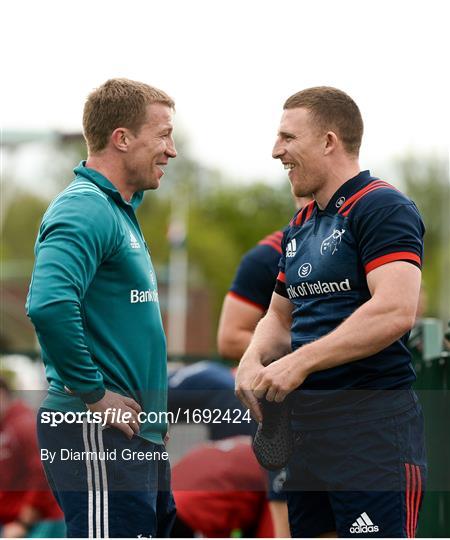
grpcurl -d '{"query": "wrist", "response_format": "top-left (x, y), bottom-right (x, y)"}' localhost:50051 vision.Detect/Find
top-left (297, 345), bottom-right (317, 377)
top-left (240, 347), bottom-right (262, 365)
top-left (79, 386), bottom-right (106, 404)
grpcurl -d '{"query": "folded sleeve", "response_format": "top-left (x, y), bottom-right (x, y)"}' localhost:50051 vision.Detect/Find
top-left (353, 202), bottom-right (425, 275)
top-left (229, 245), bottom-right (281, 311)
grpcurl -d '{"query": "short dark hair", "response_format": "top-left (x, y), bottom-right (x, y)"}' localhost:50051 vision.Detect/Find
top-left (83, 78), bottom-right (175, 154)
top-left (284, 86), bottom-right (364, 156)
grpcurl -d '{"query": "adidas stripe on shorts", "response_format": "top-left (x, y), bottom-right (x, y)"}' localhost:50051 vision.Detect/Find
top-left (37, 408), bottom-right (176, 538)
top-left (285, 403), bottom-right (426, 538)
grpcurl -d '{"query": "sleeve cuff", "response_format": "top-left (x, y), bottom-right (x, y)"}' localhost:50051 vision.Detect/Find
top-left (274, 279), bottom-right (289, 298)
top-left (365, 252), bottom-right (421, 274)
top-left (78, 386), bottom-right (106, 404)
top-left (227, 291), bottom-right (265, 311)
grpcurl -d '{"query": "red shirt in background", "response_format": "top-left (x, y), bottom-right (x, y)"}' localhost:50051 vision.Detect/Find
top-left (172, 436), bottom-right (274, 538)
top-left (0, 400), bottom-right (62, 524)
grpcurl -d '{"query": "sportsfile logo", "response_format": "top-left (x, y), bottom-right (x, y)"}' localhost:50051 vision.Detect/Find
top-left (349, 512), bottom-right (379, 534)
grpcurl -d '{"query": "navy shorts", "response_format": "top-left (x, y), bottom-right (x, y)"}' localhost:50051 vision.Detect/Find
top-left (285, 404), bottom-right (427, 538)
top-left (37, 408), bottom-right (176, 538)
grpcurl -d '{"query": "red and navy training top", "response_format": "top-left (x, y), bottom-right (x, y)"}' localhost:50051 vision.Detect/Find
top-left (275, 170), bottom-right (425, 427)
top-left (229, 230), bottom-right (284, 311)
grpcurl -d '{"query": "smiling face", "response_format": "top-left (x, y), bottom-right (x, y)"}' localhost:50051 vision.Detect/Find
top-left (272, 107), bottom-right (327, 197)
top-left (125, 102), bottom-right (177, 191)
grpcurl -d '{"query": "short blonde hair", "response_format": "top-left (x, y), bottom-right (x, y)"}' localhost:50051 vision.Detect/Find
top-left (83, 78), bottom-right (175, 153)
top-left (284, 86), bottom-right (363, 156)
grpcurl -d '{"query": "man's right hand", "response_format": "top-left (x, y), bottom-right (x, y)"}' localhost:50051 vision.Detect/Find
top-left (235, 357), bottom-right (264, 423)
top-left (87, 390), bottom-right (142, 439)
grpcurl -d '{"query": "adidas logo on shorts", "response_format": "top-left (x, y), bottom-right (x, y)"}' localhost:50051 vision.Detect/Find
top-left (349, 512), bottom-right (379, 534)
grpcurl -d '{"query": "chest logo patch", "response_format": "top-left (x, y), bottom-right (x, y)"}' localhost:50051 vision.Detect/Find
top-left (298, 263), bottom-right (312, 278)
top-left (129, 230), bottom-right (141, 249)
top-left (336, 196), bottom-right (346, 208)
top-left (320, 229), bottom-right (345, 256)
top-left (286, 238), bottom-right (297, 258)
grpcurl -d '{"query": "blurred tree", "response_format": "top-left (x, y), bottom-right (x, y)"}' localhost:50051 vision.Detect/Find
top-left (187, 180), bottom-right (295, 322)
top-left (44, 136), bottom-right (88, 192)
top-left (1, 189), bottom-right (49, 350)
top-left (3, 136), bottom-right (447, 350)
top-left (0, 190), bottom-right (48, 276)
top-left (396, 155), bottom-right (450, 319)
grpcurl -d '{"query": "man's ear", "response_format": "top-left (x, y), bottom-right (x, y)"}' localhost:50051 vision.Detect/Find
top-left (111, 128), bottom-right (129, 152)
top-left (323, 131), bottom-right (338, 156)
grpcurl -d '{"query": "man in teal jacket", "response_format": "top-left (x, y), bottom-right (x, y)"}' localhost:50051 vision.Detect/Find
top-left (26, 78), bottom-right (177, 538)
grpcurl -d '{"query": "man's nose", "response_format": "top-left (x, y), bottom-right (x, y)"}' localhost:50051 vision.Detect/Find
top-left (167, 138), bottom-right (177, 158)
top-left (272, 140), bottom-right (284, 159)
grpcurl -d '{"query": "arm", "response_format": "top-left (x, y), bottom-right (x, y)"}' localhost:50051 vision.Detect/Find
top-left (219, 243), bottom-right (281, 360)
top-left (235, 292), bottom-right (292, 421)
top-left (269, 501), bottom-right (290, 538)
top-left (27, 192), bottom-right (141, 436)
top-left (217, 294), bottom-right (264, 361)
top-left (26, 193), bottom-right (114, 401)
top-left (252, 261), bottom-right (421, 401)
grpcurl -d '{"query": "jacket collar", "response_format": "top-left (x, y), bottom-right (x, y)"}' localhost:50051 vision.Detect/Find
top-left (73, 161), bottom-right (144, 210)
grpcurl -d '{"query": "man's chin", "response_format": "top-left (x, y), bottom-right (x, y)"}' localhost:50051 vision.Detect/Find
top-left (150, 169), bottom-right (165, 189)
top-left (289, 180), bottom-right (304, 198)
top-left (144, 176), bottom-right (161, 191)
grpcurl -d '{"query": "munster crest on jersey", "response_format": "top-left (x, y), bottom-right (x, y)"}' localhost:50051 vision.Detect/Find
top-left (320, 229), bottom-right (346, 256)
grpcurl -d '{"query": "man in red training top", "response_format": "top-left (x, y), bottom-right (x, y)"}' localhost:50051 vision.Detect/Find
top-left (171, 436), bottom-right (274, 538)
top-left (0, 376), bottom-right (63, 538)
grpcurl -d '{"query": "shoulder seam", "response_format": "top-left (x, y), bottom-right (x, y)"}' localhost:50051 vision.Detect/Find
top-left (244, 245), bottom-right (281, 263)
top-left (338, 181), bottom-right (398, 217)
top-left (46, 183), bottom-right (110, 213)
top-left (43, 184), bottom-right (119, 231)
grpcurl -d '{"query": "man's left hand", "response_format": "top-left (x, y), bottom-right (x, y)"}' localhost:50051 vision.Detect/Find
top-left (2, 521), bottom-right (29, 538)
top-left (251, 353), bottom-right (308, 402)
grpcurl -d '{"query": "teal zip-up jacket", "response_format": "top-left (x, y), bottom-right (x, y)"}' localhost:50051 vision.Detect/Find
top-left (26, 162), bottom-right (167, 443)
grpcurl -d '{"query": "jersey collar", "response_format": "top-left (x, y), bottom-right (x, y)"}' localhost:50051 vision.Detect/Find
top-left (73, 161), bottom-right (144, 210)
top-left (324, 170), bottom-right (373, 214)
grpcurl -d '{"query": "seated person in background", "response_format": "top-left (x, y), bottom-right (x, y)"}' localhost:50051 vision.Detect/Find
top-left (218, 196), bottom-right (312, 362)
top-left (168, 360), bottom-right (254, 440)
top-left (216, 197), bottom-right (312, 538)
top-left (0, 375), bottom-right (64, 538)
top-left (171, 436), bottom-right (273, 538)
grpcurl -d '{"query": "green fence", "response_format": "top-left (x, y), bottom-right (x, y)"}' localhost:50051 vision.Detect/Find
top-left (411, 319), bottom-right (450, 537)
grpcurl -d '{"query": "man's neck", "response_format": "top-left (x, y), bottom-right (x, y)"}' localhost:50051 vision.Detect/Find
top-left (85, 155), bottom-right (134, 202)
top-left (314, 159), bottom-right (361, 210)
